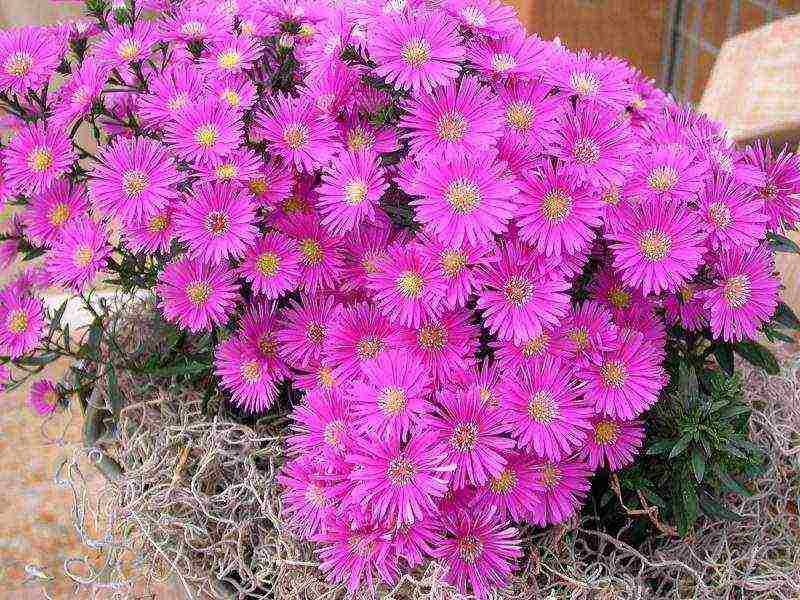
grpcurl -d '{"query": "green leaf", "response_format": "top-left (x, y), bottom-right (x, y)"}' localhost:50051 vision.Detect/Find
top-left (645, 439), bottom-right (675, 455)
top-left (62, 323), bottom-right (71, 354)
top-left (734, 341), bottom-right (780, 376)
top-left (14, 352), bottom-right (59, 366)
top-left (767, 231), bottom-right (800, 253)
top-left (669, 434), bottom-right (693, 459)
top-left (718, 403), bottom-right (750, 420)
top-left (107, 365), bottom-right (122, 419)
top-left (772, 301), bottom-right (800, 331)
top-left (48, 300), bottom-right (68, 338)
top-left (717, 467), bottom-right (752, 497)
top-left (642, 489), bottom-right (667, 508)
top-left (713, 344), bottom-right (735, 377)
top-left (144, 361), bottom-right (209, 378)
top-left (699, 495), bottom-right (744, 521)
top-left (691, 448), bottom-right (706, 482)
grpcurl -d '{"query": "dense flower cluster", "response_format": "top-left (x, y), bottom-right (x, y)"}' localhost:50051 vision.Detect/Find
top-left (0, 0), bottom-right (797, 598)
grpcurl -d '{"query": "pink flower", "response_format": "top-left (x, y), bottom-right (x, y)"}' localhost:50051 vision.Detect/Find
top-left (174, 182), bottom-right (258, 264)
top-left (496, 78), bottom-right (564, 153)
top-left (370, 11), bottom-right (464, 93)
top-left (418, 233), bottom-right (490, 310)
top-left (281, 214), bottom-right (345, 294)
top-left (0, 27), bottom-right (60, 95)
top-left (2, 122), bottom-right (75, 195)
top-left (159, 1), bottom-right (232, 43)
top-left (698, 172), bottom-right (768, 249)
top-left (400, 77), bottom-right (504, 162)
top-left (434, 508), bottom-right (522, 600)
top-left (492, 327), bottom-right (567, 373)
top-left (702, 244), bottom-right (780, 342)
top-left (471, 451), bottom-right (541, 521)
top-left (412, 150), bottom-right (518, 246)
top-left (157, 257), bottom-right (238, 332)
top-left (206, 74), bottom-right (257, 112)
top-left (52, 58), bottom-right (109, 128)
top-left (468, 29), bottom-right (550, 80)
top-left (745, 141), bottom-right (800, 231)
top-left (137, 65), bottom-right (205, 129)
top-left (47, 217), bottom-right (111, 291)
top-left (288, 387), bottom-right (354, 464)
top-left (559, 300), bottom-right (619, 361)
top-left (195, 149), bottom-right (263, 186)
top-left (581, 416), bottom-right (644, 470)
top-left (445, 0), bottom-right (522, 38)
top-left (325, 302), bottom-right (397, 380)
top-left (516, 161), bottom-right (603, 257)
top-left (198, 33), bottom-right (262, 76)
top-left (664, 284), bottom-right (708, 331)
top-left (23, 180), bottom-right (88, 246)
top-left (28, 379), bottom-right (60, 415)
top-left (165, 99), bottom-right (243, 164)
top-left (0, 288), bottom-right (44, 358)
top-left (550, 50), bottom-right (635, 111)
top-left (317, 149), bottom-right (388, 235)
top-left (528, 457), bottom-right (592, 526)
top-left (94, 22), bottom-right (160, 68)
top-left (277, 294), bottom-right (340, 369)
top-left (278, 457), bottom-right (334, 538)
top-left (626, 145), bottom-right (709, 204)
top-left (609, 199), bottom-right (705, 296)
top-left (339, 115), bottom-right (398, 155)
top-left (246, 159), bottom-right (293, 209)
top-left (123, 204), bottom-right (177, 254)
top-left (214, 336), bottom-right (278, 412)
top-left (476, 242), bottom-right (570, 344)
top-left (236, 232), bottom-right (301, 299)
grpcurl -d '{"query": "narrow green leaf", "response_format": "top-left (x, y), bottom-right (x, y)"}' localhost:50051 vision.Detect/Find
top-left (15, 352), bottom-right (59, 366)
top-left (734, 341), bottom-right (780, 376)
top-left (767, 231), bottom-right (800, 254)
top-left (645, 439), bottom-right (675, 455)
top-left (772, 301), bottom-right (800, 331)
top-left (669, 434), bottom-right (693, 459)
top-left (642, 489), bottom-right (667, 507)
top-left (62, 323), bottom-right (71, 354)
top-left (699, 495), bottom-right (744, 521)
top-left (682, 482), bottom-right (699, 532)
top-left (107, 365), bottom-right (122, 419)
top-left (713, 344), bottom-right (734, 376)
top-left (717, 467), bottom-right (752, 497)
top-left (48, 300), bottom-right (68, 338)
top-left (691, 448), bottom-right (706, 483)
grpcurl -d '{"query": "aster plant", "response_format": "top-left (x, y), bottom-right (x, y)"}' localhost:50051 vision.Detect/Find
top-left (1, 0), bottom-right (799, 598)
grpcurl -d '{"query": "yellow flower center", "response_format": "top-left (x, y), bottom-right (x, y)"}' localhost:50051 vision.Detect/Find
top-left (49, 202), bottom-right (70, 226)
top-left (522, 332), bottom-right (549, 357)
top-left (317, 366), bottom-right (335, 388)
top-left (167, 92), bottom-right (189, 112)
top-left (256, 252), bottom-right (280, 276)
top-left (608, 286), bottom-right (631, 309)
top-left (396, 270), bottom-right (424, 298)
top-left (504, 275), bottom-right (533, 306)
top-left (205, 211), bottom-right (230, 235)
top-left (215, 163), bottom-right (237, 180)
top-left (248, 177), bottom-right (268, 197)
top-left (723, 274), bottom-right (751, 308)
top-left (356, 336), bottom-right (383, 360)
top-left (217, 49), bottom-right (241, 70)
top-left (346, 127), bottom-right (374, 151)
top-left (344, 179), bottom-right (368, 205)
top-left (638, 229), bottom-right (672, 262)
top-left (304, 483), bottom-right (327, 507)
top-left (74, 245), bottom-right (94, 268)
top-left (568, 327), bottom-right (590, 351)
top-left (491, 52), bottom-right (517, 71)
top-left (323, 419), bottom-right (346, 450)
top-left (117, 39), bottom-right (142, 62)
top-left (306, 322), bottom-right (326, 344)
top-left (457, 535), bottom-right (484, 564)
top-left (761, 183), bottom-right (778, 201)
top-left (240, 360), bottom-right (261, 383)
top-left (186, 281), bottom-right (212, 305)
top-left (707, 201), bottom-right (732, 228)
top-left (259, 334), bottom-right (278, 358)
top-left (28, 148), bottom-right (53, 173)
top-left (147, 214), bottom-right (169, 233)
top-left (541, 463), bottom-right (562, 488)
top-left (220, 88), bottom-right (241, 106)
top-left (594, 419), bottom-right (620, 445)
top-left (602, 186), bottom-right (621, 205)
top-left (572, 138), bottom-right (601, 165)
top-left (7, 309), bottom-right (28, 333)
top-left (195, 124), bottom-right (219, 148)
top-left (647, 165), bottom-right (679, 192)
top-left (445, 178), bottom-right (481, 214)
top-left (450, 422), bottom-right (479, 451)
top-left (401, 38), bottom-right (431, 67)
top-left (480, 386), bottom-right (498, 409)
top-left (679, 285), bottom-right (694, 302)
top-left (283, 124), bottom-right (309, 150)
top-left (387, 455), bottom-right (417, 486)
top-left (122, 170), bottom-right (149, 198)
top-left (527, 390), bottom-right (557, 423)
top-left (4, 52), bottom-right (33, 77)
top-left (417, 323), bottom-right (447, 349)
top-left (378, 386), bottom-right (407, 415)
top-left (441, 249), bottom-right (467, 277)
top-left (570, 71), bottom-right (601, 96)
top-left (299, 238), bottom-right (323, 265)
top-left (600, 360), bottom-right (627, 388)
top-left (297, 23), bottom-right (315, 40)
top-left (436, 111), bottom-right (468, 142)
top-left (490, 468), bottom-right (518, 494)
top-left (506, 101), bottom-right (535, 132)
top-left (542, 189), bottom-right (572, 222)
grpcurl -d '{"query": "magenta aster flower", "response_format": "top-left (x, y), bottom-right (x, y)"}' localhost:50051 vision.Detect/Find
top-left (627, 69), bottom-right (669, 126)
top-left (0, 288), bottom-right (44, 358)
top-left (289, 387), bottom-right (355, 464)
top-left (550, 50), bottom-right (635, 111)
top-left (325, 302), bottom-right (397, 379)
top-left (46, 218), bottom-right (110, 291)
top-left (246, 159), bottom-right (293, 209)
top-left (477, 242), bottom-right (570, 344)
top-left (159, 1), bottom-right (232, 43)
top-left (626, 145), bottom-right (708, 204)
top-left (496, 79), bottom-right (563, 153)
top-left (315, 516), bottom-right (399, 595)
top-left (468, 29), bottom-right (550, 80)
top-left (339, 115), bottom-right (398, 155)
top-left (195, 149), bottom-right (263, 186)
top-left (0, 27), bottom-right (60, 95)
top-left (471, 451), bottom-right (541, 521)
top-left (501, 357), bottom-right (591, 460)
top-left (198, 33), bottom-right (262, 76)
top-left (156, 257), bottom-right (238, 332)
top-left (94, 22), bottom-right (159, 68)
top-left (52, 58), bottom-right (108, 128)
top-left (368, 242), bottom-right (447, 328)
top-left (237, 232), bottom-right (301, 299)
top-left (744, 141), bottom-right (800, 231)
top-left (702, 138), bottom-right (766, 187)
top-left (664, 284), bottom-right (708, 331)
top-left (697, 172), bottom-right (768, 249)
top-left (445, 0), bottom-right (522, 38)
top-left (137, 65), bottom-right (205, 129)
top-left (387, 516), bottom-right (441, 569)
top-left (165, 99), bottom-right (243, 164)
top-left (28, 379), bottom-right (60, 415)
top-left (91, 137), bottom-right (181, 222)
top-left (426, 387), bottom-right (514, 488)
top-left (369, 11), bottom-right (464, 93)
top-left (609, 199), bottom-right (705, 295)
top-left (435, 508), bottom-right (522, 600)
top-left (580, 329), bottom-right (667, 419)
top-left (517, 161), bottom-right (603, 257)
top-left (317, 149), bottom-right (388, 235)
top-left (412, 150), bottom-right (518, 247)
top-left (206, 73), bottom-right (257, 112)
top-left (277, 295), bottom-right (338, 371)
top-left (340, 220), bottom-right (405, 294)
top-left (702, 244), bottom-right (780, 342)
top-left (2, 122), bottom-right (75, 195)
top-left (589, 266), bottom-right (645, 314)
top-left (174, 182), bottom-right (258, 264)
top-left (559, 300), bottom-right (619, 361)
top-left (581, 416), bottom-right (644, 471)
top-left (552, 104), bottom-right (636, 189)
top-left (400, 77), bottom-right (503, 162)
top-left (278, 457), bottom-right (334, 538)
top-left (23, 180), bottom-right (88, 246)
top-left (254, 94), bottom-right (339, 172)
top-left (123, 204), bottom-right (177, 254)
top-left (237, 299), bottom-right (290, 377)
top-left (418, 233), bottom-right (490, 310)
top-left (346, 432), bottom-right (452, 525)
top-left (528, 457), bottom-right (592, 526)
top-left (281, 214), bottom-right (345, 294)
top-left (350, 348), bottom-right (431, 440)
top-left (396, 309), bottom-right (480, 387)
top-left (214, 336), bottom-right (278, 412)
top-left (492, 327), bottom-right (567, 373)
